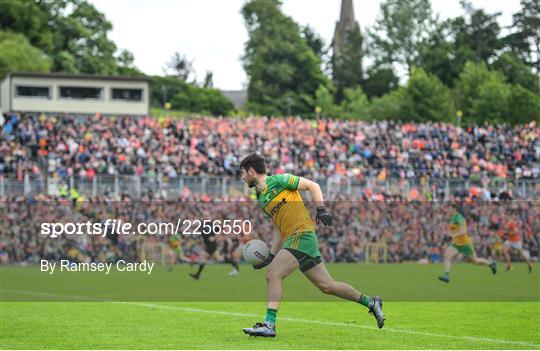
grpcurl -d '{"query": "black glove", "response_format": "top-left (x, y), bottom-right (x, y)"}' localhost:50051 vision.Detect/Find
top-left (253, 253), bottom-right (275, 269)
top-left (316, 206), bottom-right (333, 226)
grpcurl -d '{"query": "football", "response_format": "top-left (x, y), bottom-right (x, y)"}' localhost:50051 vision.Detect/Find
top-left (242, 239), bottom-right (269, 266)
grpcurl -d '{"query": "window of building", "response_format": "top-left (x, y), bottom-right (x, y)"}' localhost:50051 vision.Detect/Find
top-left (59, 86), bottom-right (102, 99)
top-left (16, 86), bottom-right (50, 98)
top-left (111, 88), bottom-right (143, 101)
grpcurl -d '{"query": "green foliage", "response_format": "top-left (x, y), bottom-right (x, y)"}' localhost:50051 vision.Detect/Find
top-left (314, 84), bottom-right (340, 118)
top-left (361, 65), bottom-right (399, 98)
top-left (457, 62), bottom-right (539, 124)
top-left (340, 86), bottom-right (370, 120)
top-left (368, 69), bottom-right (454, 122)
top-left (369, 88), bottom-right (408, 121)
top-left (116, 50), bottom-right (143, 76)
top-left (492, 52), bottom-right (540, 94)
top-left (203, 71), bottom-right (214, 89)
top-left (0, 31), bottom-right (51, 78)
top-left (453, 61), bottom-right (507, 121)
top-left (457, 1), bottom-right (502, 63)
top-left (0, 0), bottom-right (53, 51)
top-left (51, 1), bottom-right (118, 74)
top-left (302, 25), bottom-right (326, 60)
top-left (332, 25), bottom-right (364, 102)
top-left (166, 52), bottom-right (195, 82)
top-left (151, 76), bottom-right (233, 116)
top-left (415, 20), bottom-right (475, 87)
top-left (469, 80), bottom-right (512, 123)
top-left (149, 76), bottom-right (185, 107)
top-left (241, 0), bottom-right (330, 116)
top-left (369, 0), bottom-right (435, 72)
top-left (402, 68), bottom-right (454, 122)
top-left (0, 0), bottom-right (140, 76)
top-left (508, 84), bottom-right (540, 123)
top-left (417, 2), bottom-right (502, 87)
top-left (502, 0), bottom-right (540, 71)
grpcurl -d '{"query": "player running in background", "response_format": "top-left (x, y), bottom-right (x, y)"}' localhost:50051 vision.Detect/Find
top-left (189, 231), bottom-right (243, 280)
top-left (488, 223), bottom-right (505, 263)
top-left (239, 154), bottom-right (384, 338)
top-left (502, 219), bottom-right (533, 273)
top-left (189, 231), bottom-right (222, 280)
top-left (166, 234), bottom-right (191, 271)
top-left (223, 237), bottom-right (242, 276)
top-left (438, 203), bottom-right (497, 283)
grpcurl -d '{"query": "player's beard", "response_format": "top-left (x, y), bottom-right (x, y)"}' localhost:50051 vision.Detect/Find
top-left (247, 178), bottom-right (257, 188)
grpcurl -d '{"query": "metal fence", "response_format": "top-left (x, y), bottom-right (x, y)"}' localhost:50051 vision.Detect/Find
top-left (1, 173), bottom-right (538, 200)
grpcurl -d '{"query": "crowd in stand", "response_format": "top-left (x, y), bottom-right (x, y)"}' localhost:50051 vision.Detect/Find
top-left (2, 113), bottom-right (539, 182)
top-left (1, 194), bottom-right (538, 265)
top-left (1, 112), bottom-right (539, 264)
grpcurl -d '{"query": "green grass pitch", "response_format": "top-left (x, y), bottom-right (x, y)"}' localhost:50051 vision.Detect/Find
top-left (1, 263), bottom-right (539, 349)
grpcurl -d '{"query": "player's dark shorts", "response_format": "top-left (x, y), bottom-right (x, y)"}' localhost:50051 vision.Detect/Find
top-left (204, 243), bottom-right (218, 255)
top-left (283, 231), bottom-right (322, 272)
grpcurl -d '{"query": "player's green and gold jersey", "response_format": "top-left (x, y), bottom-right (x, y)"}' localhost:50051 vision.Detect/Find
top-left (257, 173), bottom-right (315, 241)
top-left (448, 212), bottom-right (472, 245)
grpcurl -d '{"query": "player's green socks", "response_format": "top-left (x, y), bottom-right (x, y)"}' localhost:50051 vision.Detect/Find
top-left (358, 294), bottom-right (373, 308)
top-left (265, 308), bottom-right (277, 326)
top-left (442, 271), bottom-right (449, 278)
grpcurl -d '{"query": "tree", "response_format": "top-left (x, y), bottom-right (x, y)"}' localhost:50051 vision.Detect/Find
top-left (166, 52), bottom-right (195, 82)
top-left (502, 0), bottom-right (540, 71)
top-left (401, 68), bottom-right (454, 122)
top-left (332, 25), bottom-right (364, 102)
top-left (314, 84), bottom-right (340, 118)
top-left (340, 86), bottom-right (370, 120)
top-left (361, 64), bottom-right (399, 98)
top-left (0, 0), bottom-right (54, 52)
top-left (415, 20), bottom-right (475, 87)
top-left (0, 0), bottom-right (141, 76)
top-left (0, 31), bottom-right (51, 79)
top-left (151, 75), bottom-right (234, 115)
top-left (116, 49), bottom-right (143, 76)
top-left (458, 1), bottom-right (502, 63)
top-left (369, 0), bottom-right (435, 73)
top-left (203, 71), bottom-right (214, 88)
top-left (469, 80), bottom-right (512, 123)
top-left (369, 88), bottom-right (407, 121)
top-left (454, 61), bottom-right (506, 121)
top-left (170, 84), bottom-right (234, 116)
top-left (492, 51), bottom-right (540, 94)
top-left (150, 76), bottom-right (186, 107)
top-left (302, 25), bottom-right (326, 61)
top-left (50, 1), bottom-right (119, 74)
top-left (508, 84), bottom-right (540, 123)
top-left (241, 0), bottom-right (330, 116)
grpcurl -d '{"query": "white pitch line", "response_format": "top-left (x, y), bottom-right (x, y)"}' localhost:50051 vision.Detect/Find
top-left (3, 289), bottom-right (540, 348)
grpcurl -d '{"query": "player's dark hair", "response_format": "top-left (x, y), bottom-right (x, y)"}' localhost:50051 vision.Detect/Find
top-left (240, 153), bottom-right (266, 174)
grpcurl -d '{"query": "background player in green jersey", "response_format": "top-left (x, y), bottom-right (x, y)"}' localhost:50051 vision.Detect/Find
top-left (438, 203), bottom-right (497, 283)
top-left (239, 154), bottom-right (384, 338)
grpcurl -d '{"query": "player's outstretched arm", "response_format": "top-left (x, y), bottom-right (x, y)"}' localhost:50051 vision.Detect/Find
top-left (297, 177), bottom-right (332, 226)
top-left (297, 177), bottom-right (324, 206)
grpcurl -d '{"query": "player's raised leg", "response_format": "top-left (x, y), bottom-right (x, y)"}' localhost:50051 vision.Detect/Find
top-left (469, 252), bottom-right (497, 274)
top-left (190, 250), bottom-right (208, 280)
top-left (502, 244), bottom-right (514, 271)
top-left (303, 261), bottom-right (384, 328)
top-left (439, 245), bottom-right (459, 282)
top-left (514, 246), bottom-right (533, 273)
top-left (242, 249), bottom-right (298, 337)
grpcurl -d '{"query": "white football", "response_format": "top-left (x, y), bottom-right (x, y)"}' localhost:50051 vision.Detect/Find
top-left (243, 239), bottom-right (270, 266)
